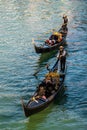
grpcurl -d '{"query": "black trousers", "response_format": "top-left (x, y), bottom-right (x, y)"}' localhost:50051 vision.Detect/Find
top-left (60, 56), bottom-right (66, 72)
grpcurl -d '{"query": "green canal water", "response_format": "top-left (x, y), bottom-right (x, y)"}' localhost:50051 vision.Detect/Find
top-left (0, 0), bottom-right (87, 130)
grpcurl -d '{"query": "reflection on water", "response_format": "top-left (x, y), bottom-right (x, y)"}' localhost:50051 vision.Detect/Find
top-left (26, 92), bottom-right (67, 130)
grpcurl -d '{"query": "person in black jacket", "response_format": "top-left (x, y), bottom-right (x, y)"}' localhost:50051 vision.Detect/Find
top-left (57, 46), bottom-right (66, 72)
top-left (63, 15), bottom-right (68, 25)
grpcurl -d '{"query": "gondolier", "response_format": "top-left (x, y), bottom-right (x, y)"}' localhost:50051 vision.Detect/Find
top-left (21, 58), bottom-right (66, 117)
top-left (57, 46), bottom-right (66, 72)
top-left (63, 15), bottom-right (68, 25)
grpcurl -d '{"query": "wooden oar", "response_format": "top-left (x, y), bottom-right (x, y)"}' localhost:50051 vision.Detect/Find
top-left (33, 68), bottom-right (41, 76)
top-left (50, 59), bottom-right (59, 72)
top-left (33, 63), bottom-right (50, 76)
top-left (33, 58), bottom-right (59, 76)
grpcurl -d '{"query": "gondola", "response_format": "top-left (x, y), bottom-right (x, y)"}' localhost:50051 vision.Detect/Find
top-left (34, 25), bottom-right (68, 53)
top-left (21, 59), bottom-right (66, 117)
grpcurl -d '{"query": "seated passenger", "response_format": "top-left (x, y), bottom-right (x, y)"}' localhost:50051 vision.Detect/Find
top-left (45, 39), bottom-right (56, 46)
top-left (49, 34), bottom-right (58, 41)
top-left (44, 75), bottom-right (57, 97)
top-left (37, 85), bottom-right (46, 99)
top-left (52, 32), bottom-right (62, 43)
top-left (45, 75), bottom-right (52, 84)
top-left (32, 84), bottom-right (46, 102)
top-left (57, 33), bottom-right (62, 42)
top-left (45, 72), bottom-right (60, 91)
top-left (45, 32), bottom-right (63, 45)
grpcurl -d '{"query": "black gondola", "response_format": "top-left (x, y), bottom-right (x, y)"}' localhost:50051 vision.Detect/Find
top-left (34, 25), bottom-right (68, 53)
top-left (21, 59), bottom-right (66, 117)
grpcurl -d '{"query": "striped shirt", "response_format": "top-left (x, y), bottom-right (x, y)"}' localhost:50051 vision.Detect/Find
top-left (57, 50), bottom-right (66, 58)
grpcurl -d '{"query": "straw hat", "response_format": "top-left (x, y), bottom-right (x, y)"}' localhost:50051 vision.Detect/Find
top-left (59, 46), bottom-right (64, 49)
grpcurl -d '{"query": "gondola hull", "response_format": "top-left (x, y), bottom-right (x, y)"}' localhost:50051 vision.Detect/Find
top-left (22, 58), bottom-right (66, 117)
top-left (22, 73), bottom-right (65, 117)
top-left (34, 38), bottom-right (66, 53)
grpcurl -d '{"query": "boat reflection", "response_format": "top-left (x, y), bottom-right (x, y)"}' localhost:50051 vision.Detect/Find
top-left (25, 85), bottom-right (68, 130)
top-left (38, 41), bottom-right (67, 66)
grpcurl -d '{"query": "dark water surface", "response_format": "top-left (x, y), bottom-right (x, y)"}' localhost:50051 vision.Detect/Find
top-left (0, 0), bottom-right (87, 130)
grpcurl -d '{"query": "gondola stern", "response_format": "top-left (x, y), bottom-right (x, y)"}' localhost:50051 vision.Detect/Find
top-left (21, 98), bottom-right (30, 117)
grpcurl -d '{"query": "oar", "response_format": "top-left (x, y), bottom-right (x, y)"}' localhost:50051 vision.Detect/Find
top-left (33, 58), bottom-right (59, 76)
top-left (33, 63), bottom-right (50, 76)
top-left (50, 58), bottom-right (59, 72)
top-left (33, 68), bottom-right (41, 76)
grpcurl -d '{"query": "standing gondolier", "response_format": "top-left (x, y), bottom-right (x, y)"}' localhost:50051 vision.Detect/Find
top-left (57, 46), bottom-right (66, 72)
top-left (63, 15), bottom-right (68, 26)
